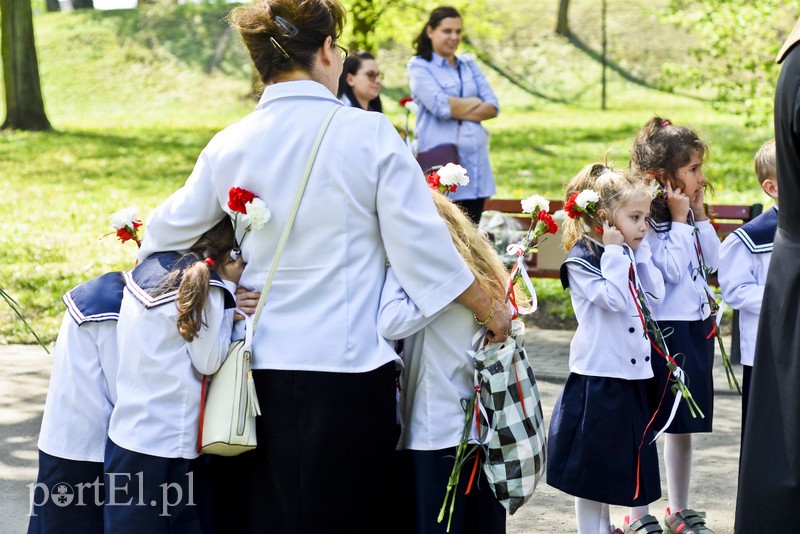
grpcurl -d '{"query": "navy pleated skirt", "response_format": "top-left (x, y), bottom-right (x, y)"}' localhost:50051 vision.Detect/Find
top-left (649, 318), bottom-right (715, 433)
top-left (27, 450), bottom-right (105, 534)
top-left (102, 439), bottom-right (212, 533)
top-left (547, 373), bottom-right (661, 507)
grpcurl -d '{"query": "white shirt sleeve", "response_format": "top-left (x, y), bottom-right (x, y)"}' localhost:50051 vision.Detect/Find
top-left (695, 219), bottom-right (721, 272)
top-left (373, 116), bottom-right (474, 317)
top-left (377, 268), bottom-right (451, 340)
top-left (187, 281), bottom-right (236, 375)
top-left (568, 245), bottom-right (631, 313)
top-left (634, 238), bottom-right (666, 303)
top-left (137, 150), bottom-right (227, 263)
top-left (647, 222), bottom-right (695, 284)
top-left (718, 234), bottom-right (764, 314)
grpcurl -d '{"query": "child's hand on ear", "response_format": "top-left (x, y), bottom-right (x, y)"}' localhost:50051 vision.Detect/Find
top-left (689, 186), bottom-right (707, 221)
top-left (602, 220), bottom-right (624, 247)
top-left (665, 181), bottom-right (690, 223)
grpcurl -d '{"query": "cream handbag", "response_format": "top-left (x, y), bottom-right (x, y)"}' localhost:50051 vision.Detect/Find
top-left (199, 106), bottom-right (341, 456)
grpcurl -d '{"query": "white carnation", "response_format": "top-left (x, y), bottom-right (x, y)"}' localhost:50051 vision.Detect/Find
top-left (405, 101), bottom-right (419, 114)
top-left (437, 163), bottom-right (470, 187)
top-left (647, 180), bottom-right (662, 200)
top-left (575, 189), bottom-right (600, 209)
top-left (111, 207), bottom-right (138, 229)
top-left (520, 194), bottom-right (549, 214)
top-left (244, 198), bottom-right (271, 229)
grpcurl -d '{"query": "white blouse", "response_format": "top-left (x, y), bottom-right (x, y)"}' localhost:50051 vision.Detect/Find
top-left (108, 282), bottom-right (235, 459)
top-left (645, 217), bottom-right (720, 321)
top-left (565, 240), bottom-right (665, 380)
top-left (378, 268), bottom-right (480, 451)
top-left (38, 316), bottom-right (119, 462)
top-left (718, 222), bottom-right (774, 367)
top-left (138, 80), bottom-right (474, 374)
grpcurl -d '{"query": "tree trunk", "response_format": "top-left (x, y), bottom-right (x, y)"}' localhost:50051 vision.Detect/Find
top-left (555, 0), bottom-right (570, 36)
top-left (349, 0), bottom-right (376, 54)
top-left (71, 0), bottom-right (93, 8)
top-left (45, 0), bottom-right (60, 12)
top-left (1, 0), bottom-right (51, 130)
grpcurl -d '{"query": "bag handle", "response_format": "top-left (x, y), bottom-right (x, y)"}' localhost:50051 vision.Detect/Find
top-left (249, 105), bottom-right (341, 334)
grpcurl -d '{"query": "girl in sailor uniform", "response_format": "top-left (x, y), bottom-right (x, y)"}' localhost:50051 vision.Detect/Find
top-left (104, 218), bottom-right (242, 533)
top-left (718, 139), bottom-right (778, 440)
top-left (378, 190), bottom-right (523, 534)
top-left (547, 165), bottom-right (665, 534)
top-left (28, 272), bottom-right (124, 534)
top-left (630, 118), bottom-right (719, 534)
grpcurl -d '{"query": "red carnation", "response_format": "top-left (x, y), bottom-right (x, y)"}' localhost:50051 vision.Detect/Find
top-left (116, 227), bottom-right (134, 243)
top-left (400, 97), bottom-right (413, 107)
top-left (426, 171), bottom-right (441, 190)
top-left (536, 210), bottom-right (558, 235)
top-left (228, 187), bottom-right (257, 214)
top-left (564, 191), bottom-right (581, 219)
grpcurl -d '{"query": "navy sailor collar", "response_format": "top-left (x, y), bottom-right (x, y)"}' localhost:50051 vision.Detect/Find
top-left (560, 238), bottom-right (604, 290)
top-left (124, 251), bottom-right (236, 310)
top-left (62, 271), bottom-right (125, 326)
top-left (731, 206), bottom-right (778, 254)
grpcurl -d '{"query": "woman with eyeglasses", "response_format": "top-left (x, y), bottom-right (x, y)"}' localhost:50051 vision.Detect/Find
top-left (134, 0), bottom-right (512, 532)
top-left (337, 51), bottom-right (384, 112)
top-left (408, 6), bottom-right (499, 224)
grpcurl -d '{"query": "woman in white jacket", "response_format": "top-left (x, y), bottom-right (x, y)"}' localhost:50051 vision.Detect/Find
top-left (136, 1), bottom-right (511, 532)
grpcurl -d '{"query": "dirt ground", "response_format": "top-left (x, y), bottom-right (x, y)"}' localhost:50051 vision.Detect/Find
top-left (507, 379), bottom-right (740, 534)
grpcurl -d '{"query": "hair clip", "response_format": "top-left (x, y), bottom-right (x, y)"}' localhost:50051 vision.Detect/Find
top-left (661, 120), bottom-right (670, 127)
top-left (204, 257), bottom-right (215, 269)
top-left (274, 15), bottom-right (299, 37)
top-left (270, 36), bottom-right (290, 59)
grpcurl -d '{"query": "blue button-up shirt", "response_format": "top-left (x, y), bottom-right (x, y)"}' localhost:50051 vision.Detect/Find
top-left (408, 53), bottom-right (499, 200)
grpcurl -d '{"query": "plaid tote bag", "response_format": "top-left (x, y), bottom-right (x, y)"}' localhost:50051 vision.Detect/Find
top-left (473, 320), bottom-right (547, 514)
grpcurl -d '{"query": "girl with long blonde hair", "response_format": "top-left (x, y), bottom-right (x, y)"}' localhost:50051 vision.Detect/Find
top-left (378, 190), bottom-right (525, 534)
top-left (547, 164), bottom-right (666, 534)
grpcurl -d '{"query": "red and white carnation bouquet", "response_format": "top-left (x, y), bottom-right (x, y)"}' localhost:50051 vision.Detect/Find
top-left (227, 187), bottom-right (271, 259)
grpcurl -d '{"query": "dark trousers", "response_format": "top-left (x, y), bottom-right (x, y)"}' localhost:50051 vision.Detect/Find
top-left (28, 450), bottom-right (105, 534)
top-left (207, 362), bottom-right (398, 534)
top-left (455, 198), bottom-right (487, 225)
top-left (404, 448), bottom-right (506, 534)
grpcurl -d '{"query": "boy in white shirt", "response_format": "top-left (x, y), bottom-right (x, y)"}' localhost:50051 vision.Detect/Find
top-left (718, 139), bottom-right (779, 439)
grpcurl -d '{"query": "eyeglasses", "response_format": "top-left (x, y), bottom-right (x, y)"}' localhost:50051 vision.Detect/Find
top-left (361, 70), bottom-right (382, 82)
top-left (334, 43), bottom-right (348, 61)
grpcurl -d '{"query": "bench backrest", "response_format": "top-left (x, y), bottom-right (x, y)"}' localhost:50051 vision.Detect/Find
top-left (481, 199), bottom-right (764, 282)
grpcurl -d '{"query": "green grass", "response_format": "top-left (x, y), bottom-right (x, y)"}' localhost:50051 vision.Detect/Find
top-left (0, 2), bottom-right (774, 343)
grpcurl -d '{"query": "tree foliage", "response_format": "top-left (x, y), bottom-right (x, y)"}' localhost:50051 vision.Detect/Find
top-left (661, 0), bottom-right (799, 127)
top-left (339, 0), bottom-right (501, 55)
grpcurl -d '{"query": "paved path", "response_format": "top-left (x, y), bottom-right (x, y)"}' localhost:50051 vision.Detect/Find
top-left (0, 328), bottom-right (742, 533)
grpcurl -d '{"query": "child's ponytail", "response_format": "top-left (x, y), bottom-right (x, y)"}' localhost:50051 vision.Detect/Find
top-left (561, 163), bottom-right (599, 251)
top-left (175, 217), bottom-right (236, 342)
top-left (630, 116), bottom-right (708, 182)
top-left (630, 116), bottom-right (709, 223)
top-left (177, 259), bottom-right (213, 341)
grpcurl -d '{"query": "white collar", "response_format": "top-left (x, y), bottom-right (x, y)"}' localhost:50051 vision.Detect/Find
top-left (255, 80), bottom-right (342, 111)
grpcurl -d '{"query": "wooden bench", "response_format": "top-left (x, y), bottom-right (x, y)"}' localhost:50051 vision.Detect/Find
top-left (482, 199), bottom-right (764, 364)
top-left (481, 198), bottom-right (764, 283)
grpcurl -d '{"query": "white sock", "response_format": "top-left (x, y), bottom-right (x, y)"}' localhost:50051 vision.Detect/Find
top-left (629, 505), bottom-right (650, 524)
top-left (664, 433), bottom-right (692, 511)
top-left (575, 497), bottom-right (604, 534)
top-left (599, 503), bottom-right (611, 533)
